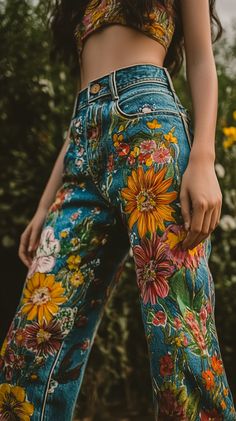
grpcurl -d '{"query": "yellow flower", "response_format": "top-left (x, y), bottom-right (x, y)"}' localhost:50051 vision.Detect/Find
top-left (223, 388), bottom-right (229, 396)
top-left (175, 337), bottom-right (182, 347)
top-left (233, 111), bottom-right (236, 121)
top-left (164, 131), bottom-right (178, 144)
top-left (21, 272), bottom-right (67, 324)
top-left (67, 255), bottom-right (81, 270)
top-left (30, 374), bottom-right (38, 382)
top-left (70, 270), bottom-right (84, 287)
top-left (146, 118), bottom-right (162, 129)
top-left (113, 133), bottom-right (124, 147)
top-left (0, 383), bottom-right (34, 420)
top-left (223, 137), bottom-right (235, 149)
top-left (121, 166), bottom-right (177, 237)
top-left (133, 146), bottom-right (140, 157)
top-left (221, 400), bottom-right (227, 410)
top-left (222, 125), bottom-right (236, 149)
top-left (222, 126), bottom-right (236, 138)
top-left (71, 238), bottom-right (79, 246)
top-left (60, 230), bottom-right (68, 238)
top-left (146, 156), bottom-right (153, 166)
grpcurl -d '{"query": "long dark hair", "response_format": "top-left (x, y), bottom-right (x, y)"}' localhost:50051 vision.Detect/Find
top-left (48, 0), bottom-right (223, 79)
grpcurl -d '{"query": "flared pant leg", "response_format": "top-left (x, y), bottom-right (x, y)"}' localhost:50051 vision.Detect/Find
top-left (0, 177), bottom-right (130, 420)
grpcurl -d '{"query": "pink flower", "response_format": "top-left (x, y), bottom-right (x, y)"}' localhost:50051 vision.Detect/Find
top-left (152, 147), bottom-right (172, 164)
top-left (162, 223), bottom-right (205, 270)
top-left (27, 226), bottom-right (60, 278)
top-left (127, 155), bottom-right (135, 165)
top-left (140, 139), bottom-right (157, 154)
top-left (133, 233), bottom-right (175, 305)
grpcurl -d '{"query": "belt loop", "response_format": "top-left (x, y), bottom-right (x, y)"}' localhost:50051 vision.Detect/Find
top-left (163, 67), bottom-right (181, 113)
top-left (87, 81), bottom-right (93, 104)
top-left (71, 93), bottom-right (79, 120)
top-left (109, 71), bottom-right (119, 100)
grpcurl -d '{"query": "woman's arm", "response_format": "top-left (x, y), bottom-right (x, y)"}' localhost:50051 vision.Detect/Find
top-left (179, 0), bottom-right (222, 250)
top-left (37, 125), bottom-right (72, 211)
top-left (18, 79), bottom-right (80, 265)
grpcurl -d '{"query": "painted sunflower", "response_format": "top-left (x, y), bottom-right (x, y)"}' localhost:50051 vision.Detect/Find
top-left (0, 383), bottom-right (34, 420)
top-left (121, 165), bottom-right (177, 237)
top-left (21, 272), bottom-right (67, 324)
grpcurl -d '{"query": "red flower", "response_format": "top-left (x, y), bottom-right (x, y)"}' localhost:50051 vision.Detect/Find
top-left (200, 408), bottom-right (223, 420)
top-left (160, 353), bottom-right (174, 376)
top-left (24, 319), bottom-right (64, 356)
top-left (152, 311), bottom-right (167, 326)
top-left (117, 142), bottom-right (130, 156)
top-left (133, 233), bottom-right (175, 305)
top-left (174, 317), bottom-right (182, 330)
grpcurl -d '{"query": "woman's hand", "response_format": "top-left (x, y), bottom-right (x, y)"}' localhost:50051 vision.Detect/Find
top-left (180, 154), bottom-right (222, 250)
top-left (18, 207), bottom-right (48, 268)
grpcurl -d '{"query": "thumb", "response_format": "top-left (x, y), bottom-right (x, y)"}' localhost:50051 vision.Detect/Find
top-left (180, 191), bottom-right (192, 231)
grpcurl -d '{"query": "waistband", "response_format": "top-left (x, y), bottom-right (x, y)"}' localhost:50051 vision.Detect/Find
top-left (72, 63), bottom-right (178, 117)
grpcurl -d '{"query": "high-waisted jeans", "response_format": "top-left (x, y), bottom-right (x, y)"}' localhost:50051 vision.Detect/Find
top-left (0, 64), bottom-right (235, 421)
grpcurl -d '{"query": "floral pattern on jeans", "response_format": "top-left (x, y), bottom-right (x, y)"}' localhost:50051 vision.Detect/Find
top-left (0, 64), bottom-right (235, 420)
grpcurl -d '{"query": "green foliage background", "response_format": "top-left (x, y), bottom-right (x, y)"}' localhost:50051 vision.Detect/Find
top-left (0, 1), bottom-right (235, 419)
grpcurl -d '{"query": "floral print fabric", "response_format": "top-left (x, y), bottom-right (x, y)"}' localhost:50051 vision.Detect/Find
top-left (74, 0), bottom-right (175, 58)
top-left (0, 63), bottom-right (236, 420)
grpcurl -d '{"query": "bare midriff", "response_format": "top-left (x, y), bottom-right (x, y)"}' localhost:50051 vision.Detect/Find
top-left (79, 24), bottom-right (167, 91)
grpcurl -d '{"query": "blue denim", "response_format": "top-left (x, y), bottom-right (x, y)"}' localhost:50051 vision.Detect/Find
top-left (0, 63), bottom-right (235, 421)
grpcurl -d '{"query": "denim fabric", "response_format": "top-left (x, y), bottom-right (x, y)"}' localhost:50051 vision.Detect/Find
top-left (0, 63), bottom-right (235, 421)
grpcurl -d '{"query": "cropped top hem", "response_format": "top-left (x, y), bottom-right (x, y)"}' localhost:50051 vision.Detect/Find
top-left (74, 0), bottom-right (175, 57)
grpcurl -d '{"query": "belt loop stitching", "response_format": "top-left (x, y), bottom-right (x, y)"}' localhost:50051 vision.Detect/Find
top-left (87, 81), bottom-right (93, 104)
top-left (109, 71), bottom-right (119, 100)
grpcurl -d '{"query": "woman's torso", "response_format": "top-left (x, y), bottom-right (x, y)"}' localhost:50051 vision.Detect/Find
top-left (75, 0), bottom-right (175, 90)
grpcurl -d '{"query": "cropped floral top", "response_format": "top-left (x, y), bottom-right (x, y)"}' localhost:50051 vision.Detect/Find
top-left (74, 0), bottom-right (175, 59)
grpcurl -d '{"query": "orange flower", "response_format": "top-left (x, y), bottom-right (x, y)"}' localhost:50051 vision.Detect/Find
top-left (164, 131), bottom-right (178, 144)
top-left (211, 355), bottom-right (224, 375)
top-left (221, 400), bottom-right (227, 410)
top-left (21, 272), bottom-right (67, 324)
top-left (146, 118), bottom-right (162, 129)
top-left (121, 166), bottom-right (177, 237)
top-left (202, 370), bottom-right (215, 390)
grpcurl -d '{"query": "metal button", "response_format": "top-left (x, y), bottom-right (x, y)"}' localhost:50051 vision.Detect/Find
top-left (90, 83), bottom-right (101, 94)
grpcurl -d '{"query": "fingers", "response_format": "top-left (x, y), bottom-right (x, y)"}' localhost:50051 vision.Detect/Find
top-left (18, 227), bottom-right (32, 268)
top-left (181, 196), bottom-right (222, 250)
top-left (180, 190), bottom-right (192, 232)
top-left (181, 199), bottom-right (206, 250)
top-left (186, 207), bottom-right (215, 249)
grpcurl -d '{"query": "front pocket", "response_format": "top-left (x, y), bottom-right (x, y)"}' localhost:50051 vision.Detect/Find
top-left (114, 88), bottom-right (178, 120)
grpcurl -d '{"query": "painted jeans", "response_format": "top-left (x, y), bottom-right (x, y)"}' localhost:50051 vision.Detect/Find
top-left (0, 64), bottom-right (235, 421)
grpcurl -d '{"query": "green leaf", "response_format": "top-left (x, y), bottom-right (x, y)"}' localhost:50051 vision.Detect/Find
top-left (193, 286), bottom-right (205, 312)
top-left (186, 390), bottom-right (201, 421)
top-left (169, 269), bottom-right (191, 314)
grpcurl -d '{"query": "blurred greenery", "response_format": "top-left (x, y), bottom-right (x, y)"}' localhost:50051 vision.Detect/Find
top-left (0, 1), bottom-right (235, 420)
